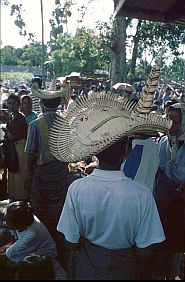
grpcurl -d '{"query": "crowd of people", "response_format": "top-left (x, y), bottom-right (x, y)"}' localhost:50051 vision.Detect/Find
top-left (0, 75), bottom-right (184, 280)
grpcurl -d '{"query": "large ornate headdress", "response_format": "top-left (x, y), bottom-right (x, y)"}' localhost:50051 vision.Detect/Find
top-left (49, 48), bottom-right (170, 163)
top-left (31, 77), bottom-right (70, 100)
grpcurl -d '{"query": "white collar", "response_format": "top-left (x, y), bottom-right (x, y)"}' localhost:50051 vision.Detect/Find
top-left (91, 169), bottom-right (128, 180)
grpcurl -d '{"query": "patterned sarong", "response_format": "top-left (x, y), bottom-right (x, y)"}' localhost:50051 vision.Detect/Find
top-left (30, 160), bottom-right (68, 239)
top-left (75, 240), bottom-right (136, 280)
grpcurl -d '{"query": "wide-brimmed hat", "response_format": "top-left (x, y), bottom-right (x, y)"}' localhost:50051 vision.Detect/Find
top-left (31, 78), bottom-right (70, 100)
top-left (49, 93), bottom-right (171, 162)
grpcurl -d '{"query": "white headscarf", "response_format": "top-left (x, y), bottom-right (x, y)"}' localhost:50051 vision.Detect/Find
top-left (169, 103), bottom-right (185, 159)
top-left (170, 103), bottom-right (185, 141)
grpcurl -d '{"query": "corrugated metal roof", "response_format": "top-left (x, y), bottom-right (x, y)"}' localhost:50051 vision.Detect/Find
top-left (114, 0), bottom-right (185, 26)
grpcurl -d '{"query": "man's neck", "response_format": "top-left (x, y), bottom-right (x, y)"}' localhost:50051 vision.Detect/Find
top-left (99, 162), bottom-right (120, 171)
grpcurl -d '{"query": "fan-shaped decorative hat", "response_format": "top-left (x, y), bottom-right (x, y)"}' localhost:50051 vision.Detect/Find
top-left (31, 78), bottom-right (70, 100)
top-left (49, 93), bottom-right (171, 162)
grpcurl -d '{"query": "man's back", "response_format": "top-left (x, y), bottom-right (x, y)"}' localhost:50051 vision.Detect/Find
top-left (57, 169), bottom-right (165, 250)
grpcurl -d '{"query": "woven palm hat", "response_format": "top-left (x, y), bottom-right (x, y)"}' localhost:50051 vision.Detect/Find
top-left (49, 93), bottom-right (170, 163)
top-left (31, 78), bottom-right (70, 100)
top-left (136, 48), bottom-right (164, 114)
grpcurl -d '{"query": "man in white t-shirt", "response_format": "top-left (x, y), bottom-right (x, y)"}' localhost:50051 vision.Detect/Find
top-left (57, 138), bottom-right (165, 280)
top-left (48, 92), bottom-right (169, 280)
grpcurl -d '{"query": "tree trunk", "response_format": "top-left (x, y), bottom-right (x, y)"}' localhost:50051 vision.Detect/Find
top-left (111, 1), bottom-right (127, 86)
top-left (128, 20), bottom-right (142, 85)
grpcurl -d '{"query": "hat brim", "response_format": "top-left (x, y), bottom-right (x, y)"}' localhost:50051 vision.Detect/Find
top-left (31, 82), bottom-right (69, 99)
top-left (49, 93), bottom-right (170, 162)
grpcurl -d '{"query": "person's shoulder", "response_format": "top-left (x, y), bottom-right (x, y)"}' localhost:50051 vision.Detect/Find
top-left (68, 175), bottom-right (91, 192)
top-left (70, 175), bottom-right (88, 186)
top-left (18, 112), bottom-right (26, 118)
top-left (28, 116), bottom-right (40, 127)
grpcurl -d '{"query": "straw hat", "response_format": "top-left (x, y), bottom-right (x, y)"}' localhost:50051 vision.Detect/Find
top-left (31, 78), bottom-right (70, 100)
top-left (49, 48), bottom-right (170, 163)
top-left (49, 93), bottom-right (170, 162)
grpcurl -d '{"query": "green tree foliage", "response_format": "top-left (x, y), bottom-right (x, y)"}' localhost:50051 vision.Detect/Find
top-left (1, 46), bottom-right (19, 65)
top-left (2, 0), bottom-right (184, 84)
top-left (1, 43), bottom-right (48, 67)
top-left (139, 21), bottom-right (185, 56)
top-left (18, 43), bottom-right (48, 66)
top-left (127, 20), bottom-right (185, 83)
top-left (95, 20), bottom-right (114, 70)
top-left (162, 58), bottom-right (185, 81)
top-left (50, 28), bottom-right (112, 76)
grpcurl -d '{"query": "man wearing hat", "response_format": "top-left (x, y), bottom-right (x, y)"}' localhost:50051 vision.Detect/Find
top-left (25, 81), bottom-right (69, 269)
top-left (29, 77), bottom-right (43, 114)
top-left (49, 91), bottom-right (170, 280)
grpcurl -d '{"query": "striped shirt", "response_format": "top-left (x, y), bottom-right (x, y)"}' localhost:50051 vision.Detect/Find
top-left (25, 111), bottom-right (59, 165)
top-left (29, 92), bottom-right (41, 114)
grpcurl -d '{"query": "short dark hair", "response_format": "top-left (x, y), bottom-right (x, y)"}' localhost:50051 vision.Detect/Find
top-left (96, 137), bottom-right (131, 167)
top-left (5, 201), bottom-right (34, 230)
top-left (18, 89), bottom-right (29, 96)
top-left (91, 85), bottom-right (96, 90)
top-left (42, 97), bottom-right (61, 109)
top-left (7, 94), bottom-right (20, 106)
top-left (31, 77), bottom-right (42, 88)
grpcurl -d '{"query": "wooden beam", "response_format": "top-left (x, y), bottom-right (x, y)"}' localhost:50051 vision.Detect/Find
top-left (165, 0), bottom-right (185, 21)
top-left (115, 6), bottom-right (166, 21)
top-left (113, 0), bottom-right (185, 25)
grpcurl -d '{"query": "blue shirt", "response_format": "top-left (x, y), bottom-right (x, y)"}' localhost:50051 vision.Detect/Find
top-left (6, 216), bottom-right (57, 263)
top-left (25, 111), bottom-right (38, 124)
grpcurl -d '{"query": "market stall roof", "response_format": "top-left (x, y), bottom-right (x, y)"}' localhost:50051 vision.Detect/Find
top-left (114, 0), bottom-right (185, 26)
top-left (112, 82), bottom-right (133, 91)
